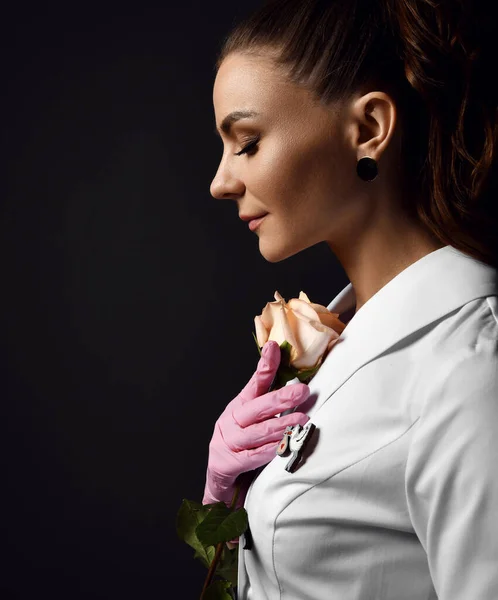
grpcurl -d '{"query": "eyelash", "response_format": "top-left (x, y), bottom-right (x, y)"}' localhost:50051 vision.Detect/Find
top-left (235, 137), bottom-right (260, 156)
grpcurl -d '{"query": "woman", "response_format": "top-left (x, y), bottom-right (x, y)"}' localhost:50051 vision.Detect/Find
top-left (203, 0), bottom-right (498, 598)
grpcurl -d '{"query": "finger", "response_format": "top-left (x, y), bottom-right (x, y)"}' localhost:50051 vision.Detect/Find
top-left (226, 432), bottom-right (297, 477)
top-left (233, 383), bottom-right (310, 428)
top-left (237, 425), bottom-right (313, 468)
top-left (237, 341), bottom-right (281, 403)
top-left (228, 412), bottom-right (310, 451)
top-left (238, 439), bottom-right (282, 469)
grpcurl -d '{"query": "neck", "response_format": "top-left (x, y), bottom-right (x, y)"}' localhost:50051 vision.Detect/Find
top-left (327, 200), bottom-right (445, 315)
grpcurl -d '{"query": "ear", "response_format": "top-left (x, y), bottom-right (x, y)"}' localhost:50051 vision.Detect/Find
top-left (345, 91), bottom-right (397, 161)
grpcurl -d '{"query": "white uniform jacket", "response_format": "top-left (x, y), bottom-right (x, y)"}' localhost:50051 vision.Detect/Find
top-left (237, 244), bottom-right (498, 600)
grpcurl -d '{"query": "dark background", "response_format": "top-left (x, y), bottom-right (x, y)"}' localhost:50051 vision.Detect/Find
top-left (1, 2), bottom-right (347, 598)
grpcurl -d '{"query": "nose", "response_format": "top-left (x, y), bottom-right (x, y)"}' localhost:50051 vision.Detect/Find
top-left (210, 159), bottom-right (245, 200)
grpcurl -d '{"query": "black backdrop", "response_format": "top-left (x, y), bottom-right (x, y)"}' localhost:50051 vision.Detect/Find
top-left (1, 3), bottom-right (348, 598)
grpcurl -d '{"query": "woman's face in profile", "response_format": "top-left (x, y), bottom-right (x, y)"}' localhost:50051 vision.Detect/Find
top-left (211, 52), bottom-right (361, 263)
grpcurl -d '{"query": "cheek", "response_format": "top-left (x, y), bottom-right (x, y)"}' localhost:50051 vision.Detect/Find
top-left (255, 141), bottom-right (349, 212)
top-left (248, 142), bottom-right (313, 202)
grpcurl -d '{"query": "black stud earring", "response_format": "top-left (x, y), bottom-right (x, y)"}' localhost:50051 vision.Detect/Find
top-left (356, 156), bottom-right (378, 182)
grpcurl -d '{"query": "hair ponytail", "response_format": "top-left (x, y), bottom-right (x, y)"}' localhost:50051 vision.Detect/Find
top-left (216, 0), bottom-right (498, 266)
top-left (383, 0), bottom-right (498, 266)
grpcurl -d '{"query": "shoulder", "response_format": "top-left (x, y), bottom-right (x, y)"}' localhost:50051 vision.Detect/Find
top-left (406, 295), bottom-right (498, 476)
top-left (407, 295), bottom-right (498, 417)
top-left (404, 296), bottom-right (498, 599)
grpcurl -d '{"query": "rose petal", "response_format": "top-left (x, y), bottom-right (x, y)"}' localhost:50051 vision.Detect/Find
top-left (320, 333), bottom-right (342, 363)
top-left (316, 311), bottom-right (347, 334)
top-left (287, 298), bottom-right (320, 322)
top-left (254, 315), bottom-right (269, 347)
top-left (285, 308), bottom-right (332, 368)
top-left (257, 291), bottom-right (346, 372)
top-left (260, 298), bottom-right (284, 332)
top-left (294, 298), bottom-right (347, 335)
top-left (291, 318), bottom-right (337, 369)
top-left (269, 306), bottom-right (299, 351)
top-left (327, 335), bottom-right (341, 353)
top-left (284, 309), bottom-right (309, 363)
top-left (308, 301), bottom-right (331, 314)
top-left (295, 292), bottom-right (331, 317)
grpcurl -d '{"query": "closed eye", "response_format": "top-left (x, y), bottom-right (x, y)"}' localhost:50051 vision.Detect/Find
top-left (235, 137), bottom-right (260, 156)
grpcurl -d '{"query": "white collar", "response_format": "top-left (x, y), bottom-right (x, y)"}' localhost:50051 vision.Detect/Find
top-left (305, 244), bottom-right (498, 414)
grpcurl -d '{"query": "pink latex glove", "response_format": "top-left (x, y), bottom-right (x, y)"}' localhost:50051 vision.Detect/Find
top-left (202, 339), bottom-right (311, 514)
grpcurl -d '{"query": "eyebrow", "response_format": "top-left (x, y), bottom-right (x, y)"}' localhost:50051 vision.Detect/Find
top-left (214, 110), bottom-right (260, 137)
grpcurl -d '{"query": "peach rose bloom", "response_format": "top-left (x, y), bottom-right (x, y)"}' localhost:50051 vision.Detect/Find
top-left (254, 291), bottom-right (347, 370)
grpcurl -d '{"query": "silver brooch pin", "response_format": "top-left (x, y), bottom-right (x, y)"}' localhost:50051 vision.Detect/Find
top-left (276, 421), bottom-right (316, 472)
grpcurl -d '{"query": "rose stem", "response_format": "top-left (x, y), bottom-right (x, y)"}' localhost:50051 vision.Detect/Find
top-left (199, 482), bottom-right (241, 600)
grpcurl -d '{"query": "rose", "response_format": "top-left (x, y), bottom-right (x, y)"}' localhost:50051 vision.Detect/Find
top-left (178, 290), bottom-right (347, 599)
top-left (254, 291), bottom-right (347, 371)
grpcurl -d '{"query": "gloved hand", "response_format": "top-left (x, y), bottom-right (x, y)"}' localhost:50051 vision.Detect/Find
top-left (202, 340), bottom-right (311, 512)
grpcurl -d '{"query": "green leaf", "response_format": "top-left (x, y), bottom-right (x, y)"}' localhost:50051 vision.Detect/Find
top-left (274, 366), bottom-right (299, 389)
top-left (176, 499), bottom-right (213, 566)
top-left (194, 544), bottom-right (216, 569)
top-left (296, 364), bottom-right (321, 383)
top-left (252, 331), bottom-right (262, 357)
top-left (203, 580), bottom-right (234, 600)
top-left (196, 504), bottom-right (249, 547)
top-left (216, 545), bottom-right (239, 587)
top-left (203, 501), bottom-right (225, 509)
top-left (279, 340), bottom-right (293, 368)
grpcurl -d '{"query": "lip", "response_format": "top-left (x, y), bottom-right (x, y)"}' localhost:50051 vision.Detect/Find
top-left (239, 212), bottom-right (268, 222)
top-left (248, 214), bottom-right (267, 231)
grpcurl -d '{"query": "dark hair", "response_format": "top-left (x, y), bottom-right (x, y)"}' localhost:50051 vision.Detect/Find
top-left (215, 0), bottom-right (498, 267)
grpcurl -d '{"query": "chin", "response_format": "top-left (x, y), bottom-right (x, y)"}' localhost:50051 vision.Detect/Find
top-left (258, 239), bottom-right (303, 263)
